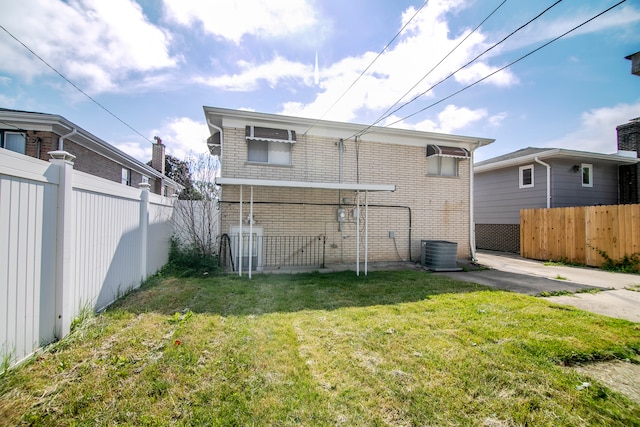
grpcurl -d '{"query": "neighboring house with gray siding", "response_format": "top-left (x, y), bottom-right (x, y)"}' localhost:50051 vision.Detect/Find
top-left (474, 147), bottom-right (639, 253)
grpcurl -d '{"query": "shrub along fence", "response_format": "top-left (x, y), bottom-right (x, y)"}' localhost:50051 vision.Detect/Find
top-left (520, 204), bottom-right (640, 268)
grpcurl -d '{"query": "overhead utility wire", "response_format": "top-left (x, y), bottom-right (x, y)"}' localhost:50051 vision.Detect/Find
top-left (384, 0), bottom-right (627, 129)
top-left (365, 0), bottom-right (509, 132)
top-left (303, 0), bottom-right (429, 135)
top-left (0, 25), bottom-right (154, 144)
top-left (348, 0), bottom-right (563, 141)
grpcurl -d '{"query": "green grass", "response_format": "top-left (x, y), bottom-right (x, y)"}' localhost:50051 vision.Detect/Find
top-left (1, 270), bottom-right (640, 426)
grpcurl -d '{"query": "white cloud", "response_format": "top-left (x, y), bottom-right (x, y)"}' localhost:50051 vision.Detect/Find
top-left (163, 0), bottom-right (319, 44)
top-left (544, 102), bottom-right (640, 153)
top-left (153, 117), bottom-right (211, 160)
top-left (383, 104), bottom-right (487, 134)
top-left (0, 0), bottom-right (177, 93)
top-left (489, 112), bottom-right (508, 127)
top-left (196, 56), bottom-right (313, 91)
top-left (277, 0), bottom-right (517, 123)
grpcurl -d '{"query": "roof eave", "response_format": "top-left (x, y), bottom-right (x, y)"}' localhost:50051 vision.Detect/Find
top-left (475, 149), bottom-right (640, 173)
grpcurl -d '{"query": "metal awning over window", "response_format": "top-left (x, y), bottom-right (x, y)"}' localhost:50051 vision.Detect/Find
top-left (426, 144), bottom-right (469, 158)
top-left (246, 126), bottom-right (296, 143)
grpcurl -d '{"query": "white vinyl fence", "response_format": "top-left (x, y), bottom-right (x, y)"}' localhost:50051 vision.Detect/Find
top-left (1, 149), bottom-right (175, 367)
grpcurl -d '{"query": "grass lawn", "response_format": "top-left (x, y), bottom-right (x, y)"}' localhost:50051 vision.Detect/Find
top-left (1, 270), bottom-right (640, 426)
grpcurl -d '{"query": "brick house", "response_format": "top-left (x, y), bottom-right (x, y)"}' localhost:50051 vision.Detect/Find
top-left (0, 108), bottom-right (181, 196)
top-left (204, 106), bottom-right (494, 273)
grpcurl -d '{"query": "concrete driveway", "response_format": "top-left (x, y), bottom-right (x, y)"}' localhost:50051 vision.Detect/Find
top-left (436, 250), bottom-right (640, 323)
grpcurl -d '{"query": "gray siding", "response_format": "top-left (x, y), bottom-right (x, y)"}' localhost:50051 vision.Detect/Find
top-left (549, 159), bottom-right (619, 207)
top-left (475, 163), bottom-right (547, 224)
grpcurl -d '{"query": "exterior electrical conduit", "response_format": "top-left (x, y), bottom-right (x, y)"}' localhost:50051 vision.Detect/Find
top-left (220, 200), bottom-right (413, 262)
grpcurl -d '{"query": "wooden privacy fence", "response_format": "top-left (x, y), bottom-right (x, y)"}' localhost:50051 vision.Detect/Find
top-left (520, 204), bottom-right (640, 267)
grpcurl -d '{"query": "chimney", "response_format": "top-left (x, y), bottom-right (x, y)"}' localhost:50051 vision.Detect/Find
top-left (152, 136), bottom-right (165, 176)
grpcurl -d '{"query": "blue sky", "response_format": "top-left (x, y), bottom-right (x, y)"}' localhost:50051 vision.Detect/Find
top-left (0, 0), bottom-right (639, 162)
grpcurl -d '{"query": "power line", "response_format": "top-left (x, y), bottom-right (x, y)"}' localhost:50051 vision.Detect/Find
top-left (0, 24), bottom-right (154, 144)
top-left (349, 0), bottom-right (564, 141)
top-left (381, 0), bottom-right (627, 130)
top-left (303, 0), bottom-right (429, 135)
top-left (364, 0), bottom-right (509, 132)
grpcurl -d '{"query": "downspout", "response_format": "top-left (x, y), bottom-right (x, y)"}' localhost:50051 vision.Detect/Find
top-left (207, 118), bottom-right (224, 151)
top-left (469, 141), bottom-right (481, 262)
top-left (58, 127), bottom-right (77, 151)
top-left (534, 157), bottom-right (551, 208)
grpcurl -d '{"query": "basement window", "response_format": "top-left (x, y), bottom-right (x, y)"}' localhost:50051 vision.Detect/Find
top-left (519, 165), bottom-right (534, 188)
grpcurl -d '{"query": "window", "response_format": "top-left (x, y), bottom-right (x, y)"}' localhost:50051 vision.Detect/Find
top-left (121, 168), bottom-right (131, 186)
top-left (582, 163), bottom-right (593, 187)
top-left (246, 125), bottom-right (294, 165)
top-left (247, 140), bottom-right (291, 165)
top-left (519, 165), bottom-right (534, 188)
top-left (1, 131), bottom-right (26, 154)
top-left (427, 156), bottom-right (458, 176)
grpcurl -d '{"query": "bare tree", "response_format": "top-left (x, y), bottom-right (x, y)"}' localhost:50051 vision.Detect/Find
top-left (172, 153), bottom-right (220, 257)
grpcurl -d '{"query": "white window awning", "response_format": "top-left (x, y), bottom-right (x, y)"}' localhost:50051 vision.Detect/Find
top-left (216, 177), bottom-right (395, 192)
top-left (427, 144), bottom-right (469, 158)
top-left (246, 125), bottom-right (296, 144)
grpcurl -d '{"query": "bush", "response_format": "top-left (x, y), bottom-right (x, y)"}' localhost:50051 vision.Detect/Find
top-left (164, 236), bottom-right (218, 277)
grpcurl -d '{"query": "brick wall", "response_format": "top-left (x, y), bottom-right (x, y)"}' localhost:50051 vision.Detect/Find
top-left (14, 130), bottom-right (164, 195)
top-left (220, 126), bottom-right (472, 263)
top-left (618, 120), bottom-right (640, 204)
top-left (475, 224), bottom-right (520, 253)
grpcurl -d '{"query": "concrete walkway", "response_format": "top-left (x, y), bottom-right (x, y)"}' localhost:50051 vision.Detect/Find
top-left (439, 251), bottom-right (640, 323)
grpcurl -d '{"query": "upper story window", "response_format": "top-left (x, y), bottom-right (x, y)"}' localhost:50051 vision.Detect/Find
top-left (425, 145), bottom-right (468, 177)
top-left (427, 156), bottom-right (458, 176)
top-left (1, 131), bottom-right (26, 154)
top-left (581, 163), bottom-right (593, 187)
top-left (519, 164), bottom-right (534, 188)
top-left (246, 125), bottom-right (295, 166)
top-left (121, 168), bottom-right (131, 186)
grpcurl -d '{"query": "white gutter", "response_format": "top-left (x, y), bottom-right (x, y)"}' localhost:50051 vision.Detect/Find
top-left (469, 141), bottom-right (481, 262)
top-left (534, 157), bottom-right (551, 208)
top-left (207, 118), bottom-right (223, 155)
top-left (57, 127), bottom-right (77, 151)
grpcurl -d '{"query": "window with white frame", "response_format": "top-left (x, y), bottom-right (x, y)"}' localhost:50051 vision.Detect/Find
top-left (427, 156), bottom-right (458, 177)
top-left (121, 168), bottom-right (131, 186)
top-left (247, 140), bottom-right (291, 165)
top-left (581, 163), bottom-right (593, 187)
top-left (1, 131), bottom-right (26, 154)
top-left (246, 125), bottom-right (295, 166)
top-left (519, 164), bottom-right (534, 188)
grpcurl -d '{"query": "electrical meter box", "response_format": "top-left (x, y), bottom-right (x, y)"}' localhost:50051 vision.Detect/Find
top-left (337, 208), bottom-right (347, 222)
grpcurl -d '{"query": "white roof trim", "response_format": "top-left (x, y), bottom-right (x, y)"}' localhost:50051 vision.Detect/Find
top-left (216, 177), bottom-right (395, 192)
top-left (475, 149), bottom-right (640, 173)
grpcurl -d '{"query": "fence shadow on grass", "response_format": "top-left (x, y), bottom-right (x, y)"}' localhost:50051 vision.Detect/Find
top-left (110, 269), bottom-right (495, 317)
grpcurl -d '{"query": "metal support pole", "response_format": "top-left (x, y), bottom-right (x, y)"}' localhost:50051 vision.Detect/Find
top-left (365, 190), bottom-right (369, 276)
top-left (356, 191), bottom-right (360, 276)
top-left (238, 185), bottom-right (243, 276)
top-left (248, 186), bottom-right (253, 279)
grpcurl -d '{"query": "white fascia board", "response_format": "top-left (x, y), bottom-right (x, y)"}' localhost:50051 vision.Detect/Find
top-left (204, 106), bottom-right (494, 150)
top-left (216, 177), bottom-right (395, 192)
top-left (475, 149), bottom-right (639, 173)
